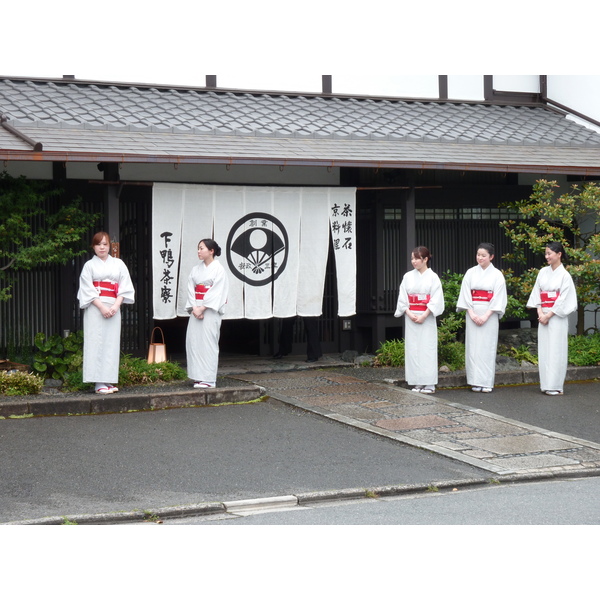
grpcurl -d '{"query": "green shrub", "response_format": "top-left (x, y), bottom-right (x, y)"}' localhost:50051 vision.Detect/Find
top-left (62, 369), bottom-right (91, 392)
top-left (502, 344), bottom-right (538, 365)
top-left (438, 341), bottom-right (465, 371)
top-left (32, 330), bottom-right (83, 381)
top-left (374, 339), bottom-right (405, 367)
top-left (438, 311), bottom-right (465, 347)
top-left (568, 332), bottom-right (600, 366)
top-left (438, 271), bottom-right (466, 345)
top-left (0, 371), bottom-right (44, 396)
top-left (4, 324), bottom-right (33, 366)
top-left (61, 355), bottom-right (188, 391)
top-left (118, 355), bottom-right (188, 386)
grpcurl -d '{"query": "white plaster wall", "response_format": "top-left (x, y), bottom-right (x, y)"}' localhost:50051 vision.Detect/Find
top-left (546, 75), bottom-right (600, 122)
top-left (334, 75), bottom-right (440, 98)
top-left (493, 75), bottom-right (539, 93)
top-left (447, 76), bottom-right (485, 101)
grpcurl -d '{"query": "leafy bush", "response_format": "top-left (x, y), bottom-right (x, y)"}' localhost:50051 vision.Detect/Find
top-left (118, 355), bottom-right (188, 386)
top-left (62, 369), bottom-right (90, 392)
top-left (504, 289), bottom-right (530, 321)
top-left (438, 311), bottom-right (465, 347)
top-left (438, 341), bottom-right (466, 370)
top-left (32, 330), bottom-right (83, 381)
top-left (438, 271), bottom-right (466, 345)
top-left (568, 332), bottom-right (600, 366)
top-left (0, 371), bottom-right (44, 396)
top-left (374, 339), bottom-right (405, 367)
top-left (498, 344), bottom-right (538, 365)
top-left (376, 336), bottom-right (466, 370)
top-left (4, 324), bottom-right (33, 366)
top-left (60, 353), bottom-right (187, 391)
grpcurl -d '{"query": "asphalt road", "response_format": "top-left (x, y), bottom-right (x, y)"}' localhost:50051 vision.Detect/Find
top-left (0, 399), bottom-right (489, 523)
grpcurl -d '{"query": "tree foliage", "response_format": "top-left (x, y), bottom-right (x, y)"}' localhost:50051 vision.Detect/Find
top-left (500, 179), bottom-right (600, 333)
top-left (0, 172), bottom-right (99, 301)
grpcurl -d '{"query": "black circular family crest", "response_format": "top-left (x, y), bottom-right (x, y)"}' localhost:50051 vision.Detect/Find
top-left (226, 212), bottom-right (289, 286)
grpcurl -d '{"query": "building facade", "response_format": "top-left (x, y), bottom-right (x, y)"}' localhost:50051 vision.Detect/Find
top-left (2, 75), bottom-right (599, 357)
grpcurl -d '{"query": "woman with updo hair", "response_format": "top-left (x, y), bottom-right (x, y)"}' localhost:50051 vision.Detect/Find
top-left (185, 238), bottom-right (229, 388)
top-left (456, 242), bottom-right (507, 393)
top-left (526, 242), bottom-right (577, 396)
top-left (394, 246), bottom-right (445, 393)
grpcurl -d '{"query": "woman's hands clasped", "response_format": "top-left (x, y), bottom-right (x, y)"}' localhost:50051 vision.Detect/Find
top-left (192, 305), bottom-right (206, 320)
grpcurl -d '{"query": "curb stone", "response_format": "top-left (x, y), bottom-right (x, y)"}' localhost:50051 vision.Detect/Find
top-left (4, 468), bottom-right (600, 525)
top-left (0, 385), bottom-right (265, 418)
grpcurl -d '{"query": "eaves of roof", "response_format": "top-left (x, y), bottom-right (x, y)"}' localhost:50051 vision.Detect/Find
top-left (3, 128), bottom-right (600, 176)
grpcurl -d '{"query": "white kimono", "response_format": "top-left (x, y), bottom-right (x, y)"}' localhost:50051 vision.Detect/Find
top-left (526, 264), bottom-right (577, 392)
top-left (185, 260), bottom-right (229, 385)
top-left (456, 263), bottom-right (507, 388)
top-left (77, 255), bottom-right (135, 384)
top-left (395, 268), bottom-right (445, 386)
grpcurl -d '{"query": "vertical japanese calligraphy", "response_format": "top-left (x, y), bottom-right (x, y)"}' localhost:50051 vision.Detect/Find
top-left (330, 201), bottom-right (354, 252)
top-left (152, 183), bottom-right (184, 319)
top-left (159, 231), bottom-right (175, 304)
top-left (329, 188), bottom-right (356, 316)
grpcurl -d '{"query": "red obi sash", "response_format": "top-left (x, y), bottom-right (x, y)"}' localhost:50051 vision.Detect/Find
top-left (195, 284), bottom-right (211, 300)
top-left (471, 289), bottom-right (493, 302)
top-left (408, 293), bottom-right (430, 311)
top-left (93, 281), bottom-right (118, 298)
top-left (540, 290), bottom-right (560, 308)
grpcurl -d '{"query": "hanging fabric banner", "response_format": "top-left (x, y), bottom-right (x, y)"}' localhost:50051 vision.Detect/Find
top-left (329, 187), bottom-right (356, 317)
top-left (296, 188), bottom-right (331, 316)
top-left (212, 186), bottom-right (246, 319)
top-left (152, 184), bottom-right (356, 320)
top-left (272, 188), bottom-right (301, 318)
top-left (239, 187), bottom-right (276, 319)
top-left (176, 185), bottom-right (215, 317)
top-left (152, 183), bottom-right (184, 319)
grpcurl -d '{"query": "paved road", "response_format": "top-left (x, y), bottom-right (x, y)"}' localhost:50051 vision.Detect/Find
top-left (3, 374), bottom-right (599, 525)
top-left (0, 399), bottom-right (488, 524)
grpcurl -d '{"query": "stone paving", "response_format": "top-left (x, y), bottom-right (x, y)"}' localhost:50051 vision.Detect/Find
top-left (231, 369), bottom-right (600, 476)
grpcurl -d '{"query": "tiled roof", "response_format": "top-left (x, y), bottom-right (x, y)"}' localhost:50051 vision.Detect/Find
top-left (2, 77), bottom-right (600, 173)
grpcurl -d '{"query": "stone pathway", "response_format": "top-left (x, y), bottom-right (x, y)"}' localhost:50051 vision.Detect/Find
top-left (232, 370), bottom-right (600, 476)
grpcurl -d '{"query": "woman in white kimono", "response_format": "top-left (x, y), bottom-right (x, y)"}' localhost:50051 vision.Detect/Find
top-left (456, 243), bottom-right (507, 393)
top-left (185, 239), bottom-right (229, 388)
top-left (77, 231), bottom-right (135, 394)
top-left (526, 242), bottom-right (577, 396)
top-left (394, 246), bottom-right (445, 393)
